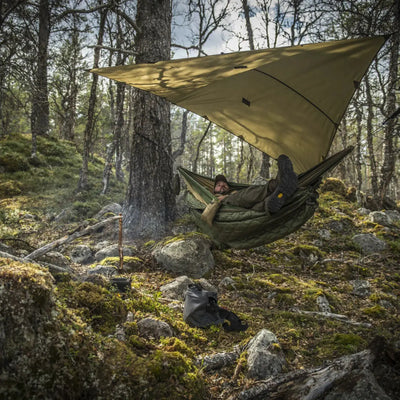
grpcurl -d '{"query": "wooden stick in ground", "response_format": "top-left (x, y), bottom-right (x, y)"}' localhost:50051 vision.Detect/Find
top-left (24, 215), bottom-right (121, 261)
top-left (118, 213), bottom-right (123, 273)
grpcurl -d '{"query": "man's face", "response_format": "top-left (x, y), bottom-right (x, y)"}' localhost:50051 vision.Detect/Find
top-left (214, 180), bottom-right (229, 194)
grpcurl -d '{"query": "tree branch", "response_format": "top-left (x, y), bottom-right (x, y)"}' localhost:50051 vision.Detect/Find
top-left (87, 44), bottom-right (138, 56)
top-left (24, 215), bottom-right (121, 261)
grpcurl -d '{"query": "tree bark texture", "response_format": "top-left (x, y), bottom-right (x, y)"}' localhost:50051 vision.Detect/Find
top-left (379, 23), bottom-right (399, 203)
top-left (193, 121), bottom-right (212, 174)
top-left (101, 81), bottom-right (125, 195)
top-left (31, 0), bottom-right (50, 156)
top-left (172, 109), bottom-right (188, 161)
top-left (123, 0), bottom-right (174, 239)
top-left (365, 76), bottom-right (379, 196)
top-left (242, 0), bottom-right (263, 179)
top-left (355, 100), bottom-right (364, 195)
top-left (61, 29), bottom-right (80, 142)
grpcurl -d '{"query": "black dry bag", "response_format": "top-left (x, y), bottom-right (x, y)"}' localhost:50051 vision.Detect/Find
top-left (183, 284), bottom-right (248, 332)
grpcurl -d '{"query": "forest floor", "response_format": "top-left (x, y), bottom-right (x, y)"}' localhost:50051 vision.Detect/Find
top-left (1, 134), bottom-right (400, 399)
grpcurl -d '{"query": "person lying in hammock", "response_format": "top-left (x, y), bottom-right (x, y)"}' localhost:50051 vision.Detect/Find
top-left (201, 155), bottom-right (298, 226)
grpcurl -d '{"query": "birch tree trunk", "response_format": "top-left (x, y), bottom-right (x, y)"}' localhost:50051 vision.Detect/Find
top-left (123, 0), bottom-right (175, 239)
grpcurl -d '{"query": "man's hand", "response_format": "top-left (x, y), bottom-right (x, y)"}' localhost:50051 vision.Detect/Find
top-left (216, 194), bottom-right (228, 201)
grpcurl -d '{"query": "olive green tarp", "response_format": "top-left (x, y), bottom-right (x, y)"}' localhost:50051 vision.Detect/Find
top-left (91, 36), bottom-right (385, 247)
top-left (92, 36), bottom-right (386, 173)
top-left (178, 147), bottom-right (353, 249)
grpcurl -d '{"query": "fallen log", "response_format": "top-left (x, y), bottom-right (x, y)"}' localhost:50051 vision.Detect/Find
top-left (229, 336), bottom-right (400, 400)
top-left (0, 250), bottom-right (72, 275)
top-left (24, 215), bottom-right (121, 261)
top-left (291, 307), bottom-right (372, 327)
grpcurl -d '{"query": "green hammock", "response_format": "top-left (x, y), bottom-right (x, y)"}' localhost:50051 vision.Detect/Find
top-left (90, 37), bottom-right (384, 247)
top-left (178, 147), bottom-right (353, 249)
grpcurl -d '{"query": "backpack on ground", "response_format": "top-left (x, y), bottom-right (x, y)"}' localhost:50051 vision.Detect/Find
top-left (183, 283), bottom-right (248, 332)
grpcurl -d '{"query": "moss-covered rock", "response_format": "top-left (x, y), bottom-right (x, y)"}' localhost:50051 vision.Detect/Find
top-left (319, 178), bottom-right (347, 196)
top-left (0, 258), bottom-right (207, 399)
top-left (57, 280), bottom-right (127, 334)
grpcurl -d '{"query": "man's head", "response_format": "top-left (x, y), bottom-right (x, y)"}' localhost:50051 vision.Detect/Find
top-left (214, 174), bottom-right (229, 194)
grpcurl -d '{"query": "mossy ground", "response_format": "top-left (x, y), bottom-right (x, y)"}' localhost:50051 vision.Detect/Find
top-left (1, 135), bottom-right (400, 399)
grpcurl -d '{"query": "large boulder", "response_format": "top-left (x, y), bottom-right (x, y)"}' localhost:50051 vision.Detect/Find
top-left (87, 265), bottom-right (118, 277)
top-left (137, 318), bottom-right (174, 340)
top-left (95, 203), bottom-right (122, 219)
top-left (352, 233), bottom-right (387, 254)
top-left (246, 329), bottom-right (286, 380)
top-left (94, 244), bottom-right (134, 262)
top-left (384, 209), bottom-right (400, 223)
top-left (160, 275), bottom-right (194, 300)
top-left (38, 251), bottom-right (71, 269)
top-left (69, 244), bottom-right (93, 264)
top-left (152, 235), bottom-right (214, 278)
top-left (369, 211), bottom-right (392, 227)
top-left (351, 279), bottom-right (371, 298)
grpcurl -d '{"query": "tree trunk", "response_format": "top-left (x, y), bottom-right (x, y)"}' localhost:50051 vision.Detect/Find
top-left (378, 25), bottom-right (399, 205)
top-left (337, 116), bottom-right (349, 183)
top-left (77, 7), bottom-right (107, 192)
top-left (62, 29), bottom-right (80, 142)
top-left (242, 0), bottom-right (266, 179)
top-left (355, 104), bottom-right (364, 199)
top-left (193, 121), bottom-right (212, 174)
top-left (101, 81), bottom-right (125, 195)
top-left (31, 0), bottom-right (50, 157)
top-left (236, 139), bottom-right (244, 182)
top-left (113, 16), bottom-right (126, 182)
top-left (172, 109), bottom-right (188, 161)
top-left (365, 76), bottom-right (379, 196)
top-left (260, 153), bottom-right (271, 179)
top-left (123, 0), bottom-right (174, 239)
top-left (247, 146), bottom-right (254, 182)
